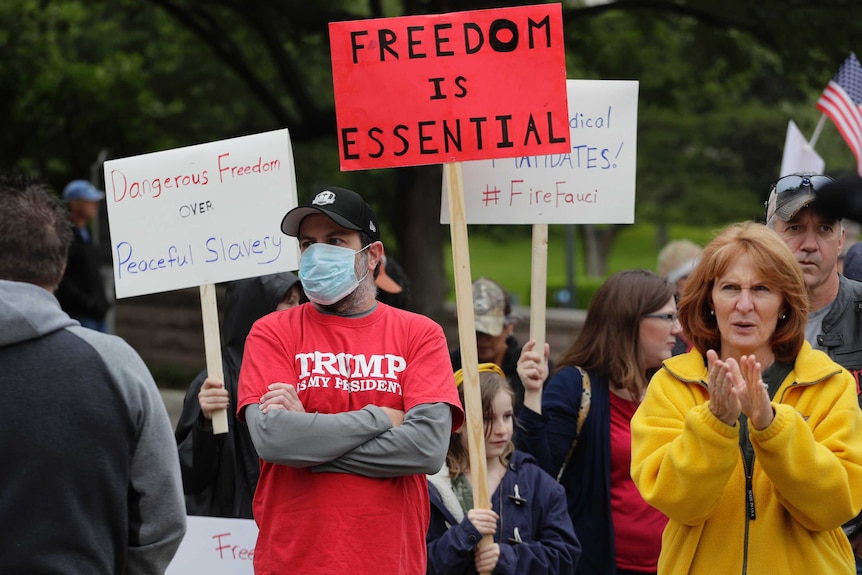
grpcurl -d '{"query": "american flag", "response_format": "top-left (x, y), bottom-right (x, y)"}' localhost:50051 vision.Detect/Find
top-left (817, 52), bottom-right (862, 176)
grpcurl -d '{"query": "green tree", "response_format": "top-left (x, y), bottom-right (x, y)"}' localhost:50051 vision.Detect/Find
top-left (3, 0), bottom-right (861, 313)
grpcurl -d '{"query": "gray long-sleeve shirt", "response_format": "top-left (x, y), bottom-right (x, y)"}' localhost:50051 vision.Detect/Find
top-left (246, 401), bottom-right (452, 477)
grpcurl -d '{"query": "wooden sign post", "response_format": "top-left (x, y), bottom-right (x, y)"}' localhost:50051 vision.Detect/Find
top-left (445, 161), bottom-right (489, 540)
top-left (200, 284), bottom-right (228, 434)
top-left (529, 223), bottom-right (549, 353)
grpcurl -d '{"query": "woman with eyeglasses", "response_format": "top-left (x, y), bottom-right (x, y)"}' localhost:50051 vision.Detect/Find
top-left (630, 221), bottom-right (862, 574)
top-left (516, 269), bottom-right (679, 575)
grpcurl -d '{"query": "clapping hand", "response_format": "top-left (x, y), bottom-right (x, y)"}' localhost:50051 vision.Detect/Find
top-left (737, 354), bottom-right (774, 430)
top-left (706, 350), bottom-right (773, 430)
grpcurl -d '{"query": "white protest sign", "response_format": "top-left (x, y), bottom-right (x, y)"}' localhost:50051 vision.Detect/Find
top-left (441, 80), bottom-right (639, 224)
top-left (104, 129), bottom-right (299, 298)
top-left (166, 516), bottom-right (257, 575)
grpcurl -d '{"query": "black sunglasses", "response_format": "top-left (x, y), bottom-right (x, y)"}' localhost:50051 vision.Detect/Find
top-left (771, 174), bottom-right (834, 195)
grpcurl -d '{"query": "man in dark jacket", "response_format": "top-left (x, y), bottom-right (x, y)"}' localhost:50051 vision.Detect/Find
top-left (0, 174), bottom-right (185, 573)
top-left (766, 172), bottom-right (862, 571)
top-left (55, 179), bottom-right (111, 331)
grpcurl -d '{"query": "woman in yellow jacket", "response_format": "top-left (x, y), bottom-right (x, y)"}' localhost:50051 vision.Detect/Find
top-left (631, 221), bottom-right (862, 575)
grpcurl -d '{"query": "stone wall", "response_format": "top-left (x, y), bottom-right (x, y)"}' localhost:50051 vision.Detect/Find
top-left (115, 288), bottom-right (216, 373)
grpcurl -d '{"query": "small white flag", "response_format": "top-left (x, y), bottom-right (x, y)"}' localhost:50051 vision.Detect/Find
top-left (780, 119), bottom-right (825, 177)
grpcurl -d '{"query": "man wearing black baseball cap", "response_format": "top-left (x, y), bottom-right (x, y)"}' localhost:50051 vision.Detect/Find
top-left (236, 186), bottom-right (464, 575)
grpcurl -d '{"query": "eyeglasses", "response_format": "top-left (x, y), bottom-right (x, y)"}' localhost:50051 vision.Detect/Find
top-left (771, 174), bottom-right (834, 195)
top-left (642, 312), bottom-right (679, 324)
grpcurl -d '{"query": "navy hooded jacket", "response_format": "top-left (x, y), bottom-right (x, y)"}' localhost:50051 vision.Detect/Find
top-left (426, 450), bottom-right (580, 575)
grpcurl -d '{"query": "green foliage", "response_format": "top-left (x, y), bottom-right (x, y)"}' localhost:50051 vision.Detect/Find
top-left (3, 0), bottom-right (862, 316)
top-left (1, 0), bottom-right (262, 189)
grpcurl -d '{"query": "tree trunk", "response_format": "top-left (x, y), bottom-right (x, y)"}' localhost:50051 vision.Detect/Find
top-left (655, 221), bottom-right (669, 252)
top-left (581, 224), bottom-right (623, 277)
top-left (398, 165), bottom-right (447, 321)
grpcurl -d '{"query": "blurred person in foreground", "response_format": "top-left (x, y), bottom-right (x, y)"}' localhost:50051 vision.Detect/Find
top-left (426, 364), bottom-right (580, 575)
top-left (236, 186), bottom-right (464, 575)
top-left (516, 269), bottom-right (679, 575)
top-left (175, 272), bottom-right (303, 518)
top-left (0, 174), bottom-right (185, 573)
top-left (631, 221), bottom-right (862, 574)
top-left (55, 179), bottom-right (112, 332)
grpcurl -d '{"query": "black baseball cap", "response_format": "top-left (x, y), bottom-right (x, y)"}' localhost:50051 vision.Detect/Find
top-left (281, 186), bottom-right (380, 241)
top-left (815, 175), bottom-right (862, 223)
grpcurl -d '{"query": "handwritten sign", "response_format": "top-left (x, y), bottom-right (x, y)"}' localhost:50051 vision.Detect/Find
top-left (104, 129), bottom-right (300, 298)
top-left (329, 3), bottom-right (570, 170)
top-left (441, 80), bottom-right (639, 224)
top-left (166, 516), bottom-right (257, 575)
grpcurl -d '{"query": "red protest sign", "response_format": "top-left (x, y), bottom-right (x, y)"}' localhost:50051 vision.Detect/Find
top-left (329, 4), bottom-right (569, 171)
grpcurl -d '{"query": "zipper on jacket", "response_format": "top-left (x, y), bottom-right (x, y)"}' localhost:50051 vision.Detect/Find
top-left (739, 418), bottom-right (755, 575)
top-left (740, 444), bottom-right (753, 575)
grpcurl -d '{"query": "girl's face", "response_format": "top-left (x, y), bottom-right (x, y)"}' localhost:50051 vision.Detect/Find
top-left (276, 284), bottom-right (303, 311)
top-left (484, 389), bottom-right (514, 461)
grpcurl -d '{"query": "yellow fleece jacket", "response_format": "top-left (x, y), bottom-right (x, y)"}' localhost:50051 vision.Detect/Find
top-left (631, 343), bottom-right (862, 575)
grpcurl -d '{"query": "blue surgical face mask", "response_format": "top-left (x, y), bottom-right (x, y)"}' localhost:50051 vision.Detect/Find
top-left (298, 242), bottom-right (370, 305)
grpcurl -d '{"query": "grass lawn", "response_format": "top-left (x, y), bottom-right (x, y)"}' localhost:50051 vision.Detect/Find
top-left (444, 222), bottom-right (722, 308)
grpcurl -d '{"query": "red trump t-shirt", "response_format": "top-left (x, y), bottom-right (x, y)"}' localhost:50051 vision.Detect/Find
top-left (238, 302), bottom-right (463, 575)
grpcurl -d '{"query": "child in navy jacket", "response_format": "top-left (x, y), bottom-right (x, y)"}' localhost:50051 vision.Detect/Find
top-left (426, 363), bottom-right (580, 574)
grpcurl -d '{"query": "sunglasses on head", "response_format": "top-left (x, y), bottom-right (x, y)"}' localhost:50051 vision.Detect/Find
top-left (771, 174), bottom-right (834, 195)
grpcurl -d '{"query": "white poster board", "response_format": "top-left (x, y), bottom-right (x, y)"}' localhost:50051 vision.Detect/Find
top-left (441, 80), bottom-right (639, 224)
top-left (104, 129), bottom-right (300, 298)
top-left (166, 516), bottom-right (257, 575)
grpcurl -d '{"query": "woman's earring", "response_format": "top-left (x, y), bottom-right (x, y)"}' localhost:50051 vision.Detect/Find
top-left (709, 309), bottom-right (715, 316)
top-left (780, 312), bottom-right (787, 320)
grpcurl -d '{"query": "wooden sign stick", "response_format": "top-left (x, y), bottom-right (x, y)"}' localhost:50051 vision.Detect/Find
top-left (445, 162), bottom-right (492, 571)
top-left (200, 284), bottom-right (228, 435)
top-left (529, 223), bottom-right (549, 354)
